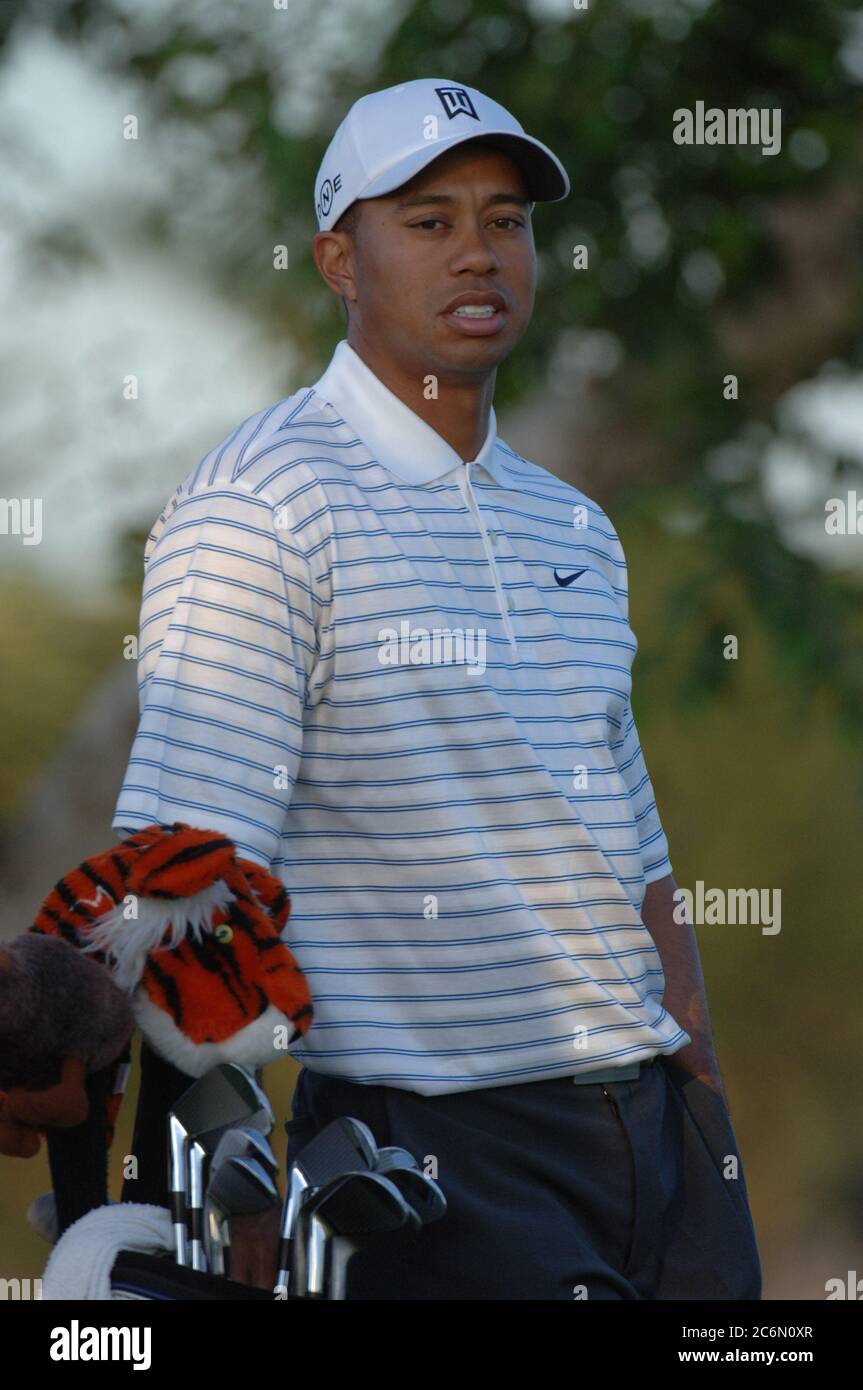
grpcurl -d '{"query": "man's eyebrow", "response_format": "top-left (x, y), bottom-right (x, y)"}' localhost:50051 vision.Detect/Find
top-left (394, 192), bottom-right (533, 210)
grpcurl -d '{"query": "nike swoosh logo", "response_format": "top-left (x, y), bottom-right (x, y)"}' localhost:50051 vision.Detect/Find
top-left (553, 568), bottom-right (587, 587)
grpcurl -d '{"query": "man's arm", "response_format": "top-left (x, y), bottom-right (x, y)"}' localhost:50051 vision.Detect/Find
top-left (111, 480), bottom-right (317, 866)
top-left (640, 872), bottom-right (729, 1108)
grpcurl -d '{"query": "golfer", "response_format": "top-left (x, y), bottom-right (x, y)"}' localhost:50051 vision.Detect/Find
top-left (114, 78), bottom-right (762, 1299)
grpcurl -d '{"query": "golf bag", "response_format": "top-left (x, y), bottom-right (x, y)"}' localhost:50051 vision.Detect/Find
top-left (109, 1251), bottom-right (272, 1301)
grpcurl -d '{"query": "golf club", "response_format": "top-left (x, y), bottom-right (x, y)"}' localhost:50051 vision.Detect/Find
top-left (188, 1138), bottom-right (208, 1272)
top-left (205, 1150), bottom-right (279, 1262)
top-left (168, 1114), bottom-right (189, 1266)
top-left (374, 1146), bottom-right (421, 1173)
top-left (297, 1169), bottom-right (420, 1299)
top-left (205, 1201), bottom-right (231, 1277)
top-left (204, 1127), bottom-right (279, 1274)
top-left (206, 1154), bottom-right (280, 1278)
top-left (169, 1063), bottom-right (274, 1268)
top-left (274, 1115), bottom-right (379, 1295)
top-left (208, 1125), bottom-right (279, 1177)
top-left (372, 1145), bottom-right (447, 1226)
top-left (379, 1166), bottom-right (447, 1224)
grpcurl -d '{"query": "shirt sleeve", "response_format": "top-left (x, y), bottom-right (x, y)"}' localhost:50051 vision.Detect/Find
top-left (111, 480), bottom-right (318, 869)
top-left (610, 700), bottom-right (673, 884)
top-left (600, 505), bottom-right (673, 885)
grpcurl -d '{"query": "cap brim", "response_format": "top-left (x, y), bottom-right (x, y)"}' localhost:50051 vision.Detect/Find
top-left (358, 129), bottom-right (570, 206)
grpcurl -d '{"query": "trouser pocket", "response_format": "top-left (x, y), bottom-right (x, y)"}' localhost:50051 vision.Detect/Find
top-left (664, 1062), bottom-right (754, 1218)
top-left (660, 1058), bottom-right (762, 1298)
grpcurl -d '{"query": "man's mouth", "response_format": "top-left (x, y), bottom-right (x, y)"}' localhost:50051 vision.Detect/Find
top-left (441, 291), bottom-right (508, 336)
top-left (450, 304), bottom-right (498, 318)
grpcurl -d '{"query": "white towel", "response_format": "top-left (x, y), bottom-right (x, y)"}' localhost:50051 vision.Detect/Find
top-left (42, 1203), bottom-right (174, 1300)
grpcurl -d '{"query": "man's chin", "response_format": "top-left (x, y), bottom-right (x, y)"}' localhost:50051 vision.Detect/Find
top-left (431, 317), bottom-right (520, 369)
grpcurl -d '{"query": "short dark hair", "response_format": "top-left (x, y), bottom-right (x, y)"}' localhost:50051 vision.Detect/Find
top-left (334, 202), bottom-right (362, 240)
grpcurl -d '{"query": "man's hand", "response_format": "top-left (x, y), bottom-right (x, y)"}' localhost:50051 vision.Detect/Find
top-left (227, 1206), bottom-right (281, 1291)
top-left (640, 873), bottom-right (731, 1113)
top-left (684, 1052), bottom-right (730, 1110)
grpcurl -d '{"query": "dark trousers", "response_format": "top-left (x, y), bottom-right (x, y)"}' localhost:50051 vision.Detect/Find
top-left (287, 1055), bottom-right (763, 1300)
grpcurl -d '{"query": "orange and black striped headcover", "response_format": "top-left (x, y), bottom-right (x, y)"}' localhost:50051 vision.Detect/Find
top-left (30, 823), bottom-right (314, 1111)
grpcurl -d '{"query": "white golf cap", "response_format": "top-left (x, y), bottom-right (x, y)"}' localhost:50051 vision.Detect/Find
top-left (314, 78), bottom-right (570, 232)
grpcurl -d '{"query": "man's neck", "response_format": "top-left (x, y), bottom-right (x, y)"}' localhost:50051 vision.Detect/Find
top-left (347, 331), bottom-right (495, 464)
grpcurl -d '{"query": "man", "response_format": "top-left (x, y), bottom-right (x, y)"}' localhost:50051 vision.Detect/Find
top-left (113, 79), bottom-right (761, 1299)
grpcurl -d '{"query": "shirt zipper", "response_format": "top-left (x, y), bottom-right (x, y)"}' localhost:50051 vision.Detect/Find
top-left (458, 461), bottom-right (518, 653)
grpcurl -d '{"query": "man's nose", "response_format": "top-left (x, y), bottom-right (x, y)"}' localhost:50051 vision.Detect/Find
top-left (448, 220), bottom-right (501, 273)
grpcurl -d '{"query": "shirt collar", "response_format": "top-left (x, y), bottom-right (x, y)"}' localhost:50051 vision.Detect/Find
top-left (309, 338), bottom-right (515, 488)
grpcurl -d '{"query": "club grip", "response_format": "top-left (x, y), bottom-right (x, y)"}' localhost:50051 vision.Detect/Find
top-left (275, 1235), bottom-right (293, 1290)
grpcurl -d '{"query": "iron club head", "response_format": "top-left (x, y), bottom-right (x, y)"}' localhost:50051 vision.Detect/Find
top-left (209, 1154), bottom-right (280, 1216)
top-left (298, 1169), bottom-right (419, 1299)
top-left (171, 1063), bottom-right (273, 1268)
top-left (204, 1127), bottom-right (279, 1274)
top-left (274, 1115), bottom-right (380, 1295)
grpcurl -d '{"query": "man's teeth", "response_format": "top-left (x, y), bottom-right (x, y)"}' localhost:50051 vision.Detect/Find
top-left (451, 304), bottom-right (498, 317)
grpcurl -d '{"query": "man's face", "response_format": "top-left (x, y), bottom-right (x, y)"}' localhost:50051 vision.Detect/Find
top-left (315, 142), bottom-right (536, 378)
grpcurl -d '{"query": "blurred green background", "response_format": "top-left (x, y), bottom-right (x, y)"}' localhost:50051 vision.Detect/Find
top-left (1, 0), bottom-right (862, 1298)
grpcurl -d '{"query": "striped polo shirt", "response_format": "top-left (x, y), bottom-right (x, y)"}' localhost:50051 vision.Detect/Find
top-left (113, 337), bottom-right (690, 1094)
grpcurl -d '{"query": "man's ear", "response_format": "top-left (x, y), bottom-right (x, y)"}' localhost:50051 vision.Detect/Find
top-left (312, 228), bottom-right (356, 312)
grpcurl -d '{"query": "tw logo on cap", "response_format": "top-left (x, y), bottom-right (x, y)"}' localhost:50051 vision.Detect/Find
top-left (434, 87), bottom-right (480, 121)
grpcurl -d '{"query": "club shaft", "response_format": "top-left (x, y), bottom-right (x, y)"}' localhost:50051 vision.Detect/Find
top-left (329, 1235), bottom-right (357, 1301)
top-left (189, 1142), bottom-right (208, 1272)
top-left (168, 1119), bottom-right (189, 1267)
top-left (307, 1213), bottom-right (327, 1298)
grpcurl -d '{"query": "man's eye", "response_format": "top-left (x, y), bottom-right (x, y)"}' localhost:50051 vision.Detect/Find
top-left (410, 217), bottom-right (525, 231)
